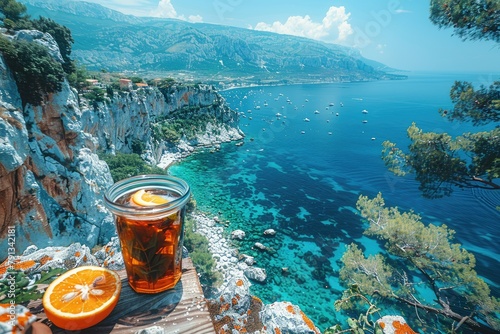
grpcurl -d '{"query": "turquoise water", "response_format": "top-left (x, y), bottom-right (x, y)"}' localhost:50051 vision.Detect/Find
top-left (169, 72), bottom-right (500, 330)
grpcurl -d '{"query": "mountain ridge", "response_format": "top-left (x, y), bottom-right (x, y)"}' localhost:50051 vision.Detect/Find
top-left (20, 0), bottom-right (406, 86)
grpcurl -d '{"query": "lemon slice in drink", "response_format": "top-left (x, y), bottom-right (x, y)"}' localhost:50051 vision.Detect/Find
top-left (131, 189), bottom-right (169, 207)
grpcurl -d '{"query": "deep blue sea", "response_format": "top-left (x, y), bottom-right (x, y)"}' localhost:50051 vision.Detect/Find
top-left (170, 72), bottom-right (500, 331)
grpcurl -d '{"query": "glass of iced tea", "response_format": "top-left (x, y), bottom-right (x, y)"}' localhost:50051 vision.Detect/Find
top-left (104, 174), bottom-right (190, 294)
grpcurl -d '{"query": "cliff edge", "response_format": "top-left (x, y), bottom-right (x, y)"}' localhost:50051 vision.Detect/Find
top-left (0, 29), bottom-right (243, 255)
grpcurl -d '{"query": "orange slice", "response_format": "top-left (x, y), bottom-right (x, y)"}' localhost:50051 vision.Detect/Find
top-left (131, 189), bottom-right (169, 206)
top-left (42, 266), bottom-right (121, 330)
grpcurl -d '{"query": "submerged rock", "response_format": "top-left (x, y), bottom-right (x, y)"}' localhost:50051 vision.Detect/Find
top-left (254, 242), bottom-right (267, 250)
top-left (263, 228), bottom-right (276, 236)
top-left (231, 229), bottom-right (246, 240)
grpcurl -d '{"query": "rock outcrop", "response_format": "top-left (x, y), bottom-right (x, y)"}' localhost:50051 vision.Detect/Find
top-left (0, 31), bottom-right (114, 254)
top-left (0, 29), bottom-right (242, 255)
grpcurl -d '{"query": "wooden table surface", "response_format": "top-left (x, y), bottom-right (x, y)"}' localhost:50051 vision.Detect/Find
top-left (29, 258), bottom-right (217, 334)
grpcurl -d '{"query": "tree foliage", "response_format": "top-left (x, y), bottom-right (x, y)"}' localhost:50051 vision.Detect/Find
top-left (31, 16), bottom-right (75, 75)
top-left (336, 193), bottom-right (500, 333)
top-left (0, 0), bottom-right (28, 23)
top-left (0, 36), bottom-right (64, 107)
top-left (382, 122), bottom-right (500, 198)
top-left (98, 152), bottom-right (168, 182)
top-left (0, 1), bottom-right (77, 106)
top-left (383, 2), bottom-right (500, 198)
top-left (183, 217), bottom-right (223, 290)
top-left (430, 0), bottom-right (500, 43)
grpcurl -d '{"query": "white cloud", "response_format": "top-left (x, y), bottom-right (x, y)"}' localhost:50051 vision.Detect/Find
top-left (253, 6), bottom-right (353, 44)
top-left (150, 0), bottom-right (203, 23)
top-left (188, 15), bottom-right (203, 23)
top-left (154, 0), bottom-right (178, 18)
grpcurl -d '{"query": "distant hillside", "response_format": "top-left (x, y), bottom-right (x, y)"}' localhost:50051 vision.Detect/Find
top-left (20, 0), bottom-right (405, 86)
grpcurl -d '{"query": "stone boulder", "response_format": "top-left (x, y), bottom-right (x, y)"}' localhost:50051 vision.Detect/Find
top-left (244, 267), bottom-right (267, 282)
top-left (240, 254), bottom-right (255, 266)
top-left (263, 228), bottom-right (276, 236)
top-left (0, 243), bottom-right (99, 279)
top-left (207, 275), bottom-right (264, 333)
top-left (15, 30), bottom-right (64, 63)
top-left (231, 229), bottom-right (246, 240)
top-left (376, 315), bottom-right (416, 334)
top-left (260, 301), bottom-right (321, 334)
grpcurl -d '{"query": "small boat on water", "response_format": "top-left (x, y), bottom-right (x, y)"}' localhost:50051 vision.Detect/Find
top-left (301, 131), bottom-right (306, 134)
top-left (276, 113), bottom-right (282, 118)
top-left (362, 109), bottom-right (368, 114)
top-left (304, 118), bottom-right (310, 122)
top-left (329, 102), bottom-right (334, 106)
top-left (255, 105), bottom-right (261, 110)
top-left (314, 110), bottom-right (320, 114)
top-left (362, 120), bottom-right (368, 123)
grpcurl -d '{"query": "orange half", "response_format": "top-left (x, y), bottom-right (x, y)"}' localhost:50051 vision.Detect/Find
top-left (42, 266), bottom-right (121, 330)
top-left (131, 189), bottom-right (169, 207)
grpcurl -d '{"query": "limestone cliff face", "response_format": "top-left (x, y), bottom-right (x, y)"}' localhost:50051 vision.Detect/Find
top-left (0, 53), bottom-right (115, 255)
top-left (81, 84), bottom-right (242, 164)
top-left (0, 30), bottom-right (243, 256)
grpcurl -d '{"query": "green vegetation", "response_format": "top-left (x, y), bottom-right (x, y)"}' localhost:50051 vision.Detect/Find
top-left (98, 152), bottom-right (167, 182)
top-left (0, 36), bottom-right (64, 107)
top-left (0, 0), bottom-right (30, 30)
top-left (330, 3), bottom-right (500, 333)
top-left (329, 193), bottom-right (500, 333)
top-left (183, 216), bottom-right (223, 289)
top-left (0, 0), bottom-right (77, 107)
top-left (430, 0), bottom-right (500, 43)
top-left (83, 86), bottom-right (107, 109)
top-left (152, 105), bottom-right (226, 144)
top-left (383, 1), bottom-right (500, 199)
top-left (0, 268), bottom-right (65, 305)
top-left (31, 16), bottom-right (75, 75)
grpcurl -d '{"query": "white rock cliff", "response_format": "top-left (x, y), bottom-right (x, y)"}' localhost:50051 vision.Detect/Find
top-left (0, 29), bottom-right (243, 255)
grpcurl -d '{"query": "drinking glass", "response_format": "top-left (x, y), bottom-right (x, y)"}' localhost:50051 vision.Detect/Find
top-left (104, 175), bottom-right (190, 293)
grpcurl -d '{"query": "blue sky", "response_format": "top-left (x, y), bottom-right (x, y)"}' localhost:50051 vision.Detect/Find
top-left (75, 0), bottom-right (500, 73)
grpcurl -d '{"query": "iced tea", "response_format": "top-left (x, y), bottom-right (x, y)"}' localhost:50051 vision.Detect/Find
top-left (104, 175), bottom-right (190, 294)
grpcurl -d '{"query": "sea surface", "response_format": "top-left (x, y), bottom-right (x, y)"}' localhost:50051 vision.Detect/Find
top-left (169, 72), bottom-right (500, 331)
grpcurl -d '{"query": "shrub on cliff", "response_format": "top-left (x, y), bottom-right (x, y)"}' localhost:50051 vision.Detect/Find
top-left (0, 36), bottom-right (64, 107)
top-left (31, 17), bottom-right (75, 76)
top-left (184, 217), bottom-right (223, 290)
top-left (0, 0), bottom-right (30, 29)
top-left (99, 152), bottom-right (167, 182)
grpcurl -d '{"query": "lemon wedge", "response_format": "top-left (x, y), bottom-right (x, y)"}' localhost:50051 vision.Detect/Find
top-left (131, 189), bottom-right (169, 207)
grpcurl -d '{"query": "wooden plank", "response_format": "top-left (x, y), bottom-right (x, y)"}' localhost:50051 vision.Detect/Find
top-left (29, 258), bottom-right (216, 334)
